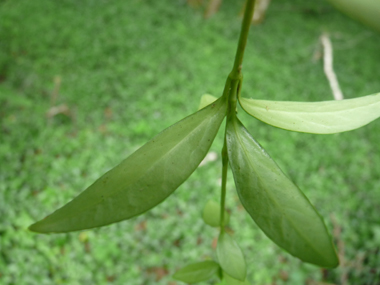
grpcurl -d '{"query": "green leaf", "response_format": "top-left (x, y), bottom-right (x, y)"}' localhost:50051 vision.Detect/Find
top-left (198, 94), bottom-right (218, 110)
top-left (239, 93), bottom-right (380, 134)
top-left (326, 0), bottom-right (380, 33)
top-left (217, 232), bottom-right (246, 281)
top-left (202, 200), bottom-right (230, 227)
top-left (226, 116), bottom-right (339, 268)
top-left (223, 271), bottom-right (251, 285)
top-left (173, 261), bottom-right (220, 284)
top-left (29, 97), bottom-right (227, 233)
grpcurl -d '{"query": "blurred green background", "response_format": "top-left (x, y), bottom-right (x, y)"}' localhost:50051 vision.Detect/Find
top-left (1, 0), bottom-right (380, 284)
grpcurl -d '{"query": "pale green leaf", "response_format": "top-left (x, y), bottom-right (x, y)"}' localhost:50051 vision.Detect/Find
top-left (29, 97), bottom-right (227, 233)
top-left (239, 93), bottom-right (380, 134)
top-left (173, 261), bottom-right (220, 284)
top-left (198, 94), bottom-right (218, 110)
top-left (226, 117), bottom-right (339, 268)
top-left (223, 271), bottom-right (251, 285)
top-left (217, 232), bottom-right (246, 281)
top-left (202, 200), bottom-right (230, 227)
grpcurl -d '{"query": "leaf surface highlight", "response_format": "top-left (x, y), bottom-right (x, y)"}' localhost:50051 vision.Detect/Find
top-left (240, 93), bottom-right (380, 133)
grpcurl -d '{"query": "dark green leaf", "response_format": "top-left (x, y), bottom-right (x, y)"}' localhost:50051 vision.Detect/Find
top-left (226, 116), bottom-right (339, 268)
top-left (239, 93), bottom-right (380, 134)
top-left (29, 97), bottom-right (227, 233)
top-left (217, 232), bottom-right (246, 281)
top-left (173, 260), bottom-right (220, 284)
top-left (202, 200), bottom-right (230, 227)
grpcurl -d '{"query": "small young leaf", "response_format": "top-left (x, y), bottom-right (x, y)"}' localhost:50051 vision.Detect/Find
top-left (239, 93), bottom-right (380, 134)
top-left (217, 232), bottom-right (247, 281)
top-left (198, 94), bottom-right (218, 110)
top-left (202, 200), bottom-right (230, 227)
top-left (226, 116), bottom-right (339, 268)
top-left (173, 260), bottom-right (220, 284)
top-left (29, 97), bottom-right (227, 233)
top-left (223, 271), bottom-right (251, 285)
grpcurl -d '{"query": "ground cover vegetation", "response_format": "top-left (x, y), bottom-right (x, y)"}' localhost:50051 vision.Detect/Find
top-left (1, 0), bottom-right (380, 284)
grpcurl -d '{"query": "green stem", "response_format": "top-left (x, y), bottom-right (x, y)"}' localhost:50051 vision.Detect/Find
top-left (219, 0), bottom-right (255, 229)
top-left (219, 79), bottom-right (239, 231)
top-left (231, 0), bottom-right (256, 78)
top-left (220, 135), bottom-right (228, 231)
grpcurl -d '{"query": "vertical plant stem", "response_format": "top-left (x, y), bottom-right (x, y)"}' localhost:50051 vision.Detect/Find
top-left (219, 0), bottom-right (255, 229)
top-left (219, 80), bottom-right (239, 230)
top-left (231, 0), bottom-right (256, 78)
top-left (220, 135), bottom-right (228, 231)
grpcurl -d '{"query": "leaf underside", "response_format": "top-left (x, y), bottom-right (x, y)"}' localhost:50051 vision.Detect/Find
top-left (173, 260), bottom-right (220, 283)
top-left (29, 97), bottom-right (227, 233)
top-left (226, 117), bottom-right (339, 268)
top-left (239, 93), bottom-right (380, 134)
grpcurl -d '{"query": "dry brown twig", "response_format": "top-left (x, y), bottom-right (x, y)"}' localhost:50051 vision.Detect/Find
top-left (200, 0), bottom-right (271, 22)
top-left (46, 76), bottom-right (75, 123)
top-left (320, 33), bottom-right (344, 100)
top-left (252, 0), bottom-right (271, 24)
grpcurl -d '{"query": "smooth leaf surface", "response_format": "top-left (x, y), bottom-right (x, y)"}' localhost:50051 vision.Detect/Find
top-left (326, 0), bottom-right (380, 32)
top-left (173, 261), bottom-right (220, 284)
top-left (202, 200), bottom-right (230, 227)
top-left (222, 271), bottom-right (251, 285)
top-left (217, 232), bottom-right (246, 281)
top-left (29, 97), bottom-right (227, 233)
top-left (198, 94), bottom-right (218, 110)
top-left (239, 93), bottom-right (380, 134)
top-left (226, 117), bottom-right (339, 268)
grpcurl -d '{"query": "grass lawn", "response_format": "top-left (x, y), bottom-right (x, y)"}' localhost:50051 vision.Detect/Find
top-left (1, 0), bottom-right (380, 284)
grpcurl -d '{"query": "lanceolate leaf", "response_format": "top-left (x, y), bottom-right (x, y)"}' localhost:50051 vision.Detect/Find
top-left (173, 261), bottom-right (220, 283)
top-left (217, 232), bottom-right (247, 281)
top-left (239, 93), bottom-right (380, 134)
top-left (226, 117), bottom-right (339, 268)
top-left (29, 97), bottom-right (227, 233)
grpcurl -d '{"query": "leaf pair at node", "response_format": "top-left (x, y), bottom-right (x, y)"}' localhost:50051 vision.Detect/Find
top-left (203, 92), bottom-right (380, 134)
top-left (29, 90), bottom-right (380, 272)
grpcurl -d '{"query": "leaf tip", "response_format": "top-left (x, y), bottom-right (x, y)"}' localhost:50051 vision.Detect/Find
top-left (28, 222), bottom-right (43, 233)
top-left (28, 216), bottom-right (55, 234)
top-left (305, 246), bottom-right (339, 268)
top-left (323, 253), bottom-right (340, 269)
